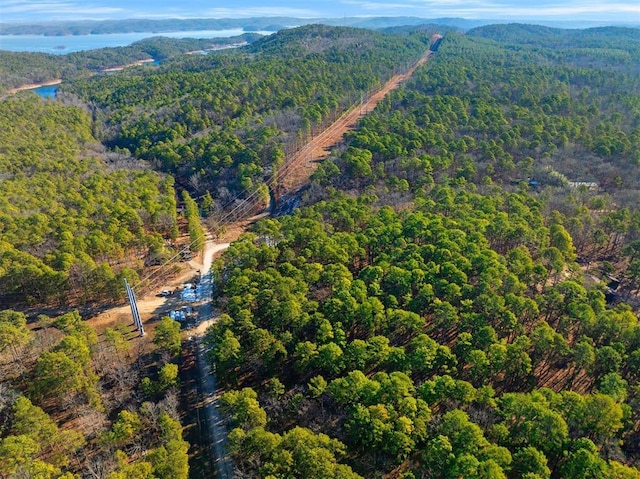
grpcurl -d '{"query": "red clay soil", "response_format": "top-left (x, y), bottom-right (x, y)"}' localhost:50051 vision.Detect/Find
top-left (87, 44), bottom-right (437, 334)
top-left (278, 47), bottom-right (434, 194)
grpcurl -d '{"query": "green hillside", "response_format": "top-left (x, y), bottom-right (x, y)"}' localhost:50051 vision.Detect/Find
top-left (1, 22), bottom-right (639, 479)
top-left (205, 25), bottom-right (640, 478)
top-left (0, 96), bottom-right (177, 305)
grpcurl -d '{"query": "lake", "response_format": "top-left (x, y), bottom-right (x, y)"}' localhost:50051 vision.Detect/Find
top-left (0, 29), bottom-right (272, 54)
top-left (33, 85), bottom-right (61, 99)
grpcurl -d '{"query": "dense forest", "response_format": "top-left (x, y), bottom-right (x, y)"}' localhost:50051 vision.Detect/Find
top-left (0, 96), bottom-right (178, 306)
top-left (203, 25), bottom-right (640, 478)
top-left (0, 97), bottom-right (187, 471)
top-left (64, 25), bottom-right (432, 216)
top-left (0, 24), bottom-right (438, 479)
top-left (1, 21), bottom-right (640, 479)
top-left (0, 308), bottom-right (187, 478)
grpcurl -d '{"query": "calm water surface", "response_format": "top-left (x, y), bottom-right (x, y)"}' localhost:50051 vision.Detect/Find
top-left (0, 29), bottom-right (270, 54)
top-left (33, 85), bottom-right (60, 99)
top-left (6, 29), bottom-right (271, 99)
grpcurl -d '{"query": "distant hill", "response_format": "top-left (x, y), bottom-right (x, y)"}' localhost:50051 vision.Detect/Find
top-left (0, 17), bottom-right (295, 36)
top-left (468, 23), bottom-right (640, 58)
top-left (4, 16), bottom-right (636, 37)
top-left (469, 23), bottom-right (640, 45)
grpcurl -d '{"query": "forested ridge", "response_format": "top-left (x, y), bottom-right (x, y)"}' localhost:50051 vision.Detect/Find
top-left (0, 33), bottom-right (261, 93)
top-left (1, 22), bottom-right (640, 479)
top-left (64, 25), bottom-right (432, 215)
top-left (0, 24), bottom-right (437, 479)
top-left (203, 25), bottom-right (640, 478)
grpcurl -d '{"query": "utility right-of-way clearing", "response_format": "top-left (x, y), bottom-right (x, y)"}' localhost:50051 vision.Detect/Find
top-left (88, 40), bottom-right (439, 479)
top-left (278, 43), bottom-right (437, 193)
top-left (191, 42), bottom-right (438, 478)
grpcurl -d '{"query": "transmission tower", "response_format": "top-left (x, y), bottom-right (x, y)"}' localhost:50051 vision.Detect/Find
top-left (124, 279), bottom-right (145, 337)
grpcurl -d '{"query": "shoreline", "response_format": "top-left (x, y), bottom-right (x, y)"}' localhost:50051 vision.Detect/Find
top-left (7, 79), bottom-right (62, 95)
top-left (3, 56), bottom-right (154, 98)
top-left (101, 58), bottom-right (155, 72)
top-left (185, 41), bottom-right (248, 55)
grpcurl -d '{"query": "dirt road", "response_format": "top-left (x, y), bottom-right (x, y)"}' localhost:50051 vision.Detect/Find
top-left (192, 239), bottom-right (233, 479)
top-left (85, 43), bottom-right (436, 478)
top-left (88, 259), bottom-right (202, 333)
top-left (184, 47), bottom-right (435, 478)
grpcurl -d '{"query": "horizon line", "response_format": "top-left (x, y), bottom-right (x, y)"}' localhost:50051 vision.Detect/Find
top-left (1, 15), bottom-right (639, 26)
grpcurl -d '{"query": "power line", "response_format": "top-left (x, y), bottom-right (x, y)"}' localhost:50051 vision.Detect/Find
top-left (130, 49), bottom-right (431, 295)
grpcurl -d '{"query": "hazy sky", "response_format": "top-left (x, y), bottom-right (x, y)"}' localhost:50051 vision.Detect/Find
top-left (1, 0), bottom-right (639, 23)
